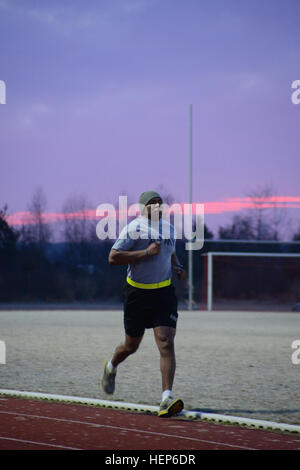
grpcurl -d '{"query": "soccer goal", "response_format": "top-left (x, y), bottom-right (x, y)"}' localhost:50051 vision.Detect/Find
top-left (201, 251), bottom-right (300, 311)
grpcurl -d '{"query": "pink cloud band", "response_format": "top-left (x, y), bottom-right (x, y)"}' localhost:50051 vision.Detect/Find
top-left (6, 196), bottom-right (300, 226)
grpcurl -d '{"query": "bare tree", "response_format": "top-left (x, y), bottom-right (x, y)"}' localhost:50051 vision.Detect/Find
top-left (62, 193), bottom-right (94, 243)
top-left (246, 185), bottom-right (284, 240)
top-left (219, 185), bottom-right (289, 240)
top-left (61, 193), bottom-right (97, 269)
top-left (20, 187), bottom-right (52, 245)
top-left (219, 214), bottom-right (255, 240)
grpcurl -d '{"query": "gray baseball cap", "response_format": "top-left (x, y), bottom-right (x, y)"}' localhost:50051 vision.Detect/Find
top-left (138, 191), bottom-right (162, 207)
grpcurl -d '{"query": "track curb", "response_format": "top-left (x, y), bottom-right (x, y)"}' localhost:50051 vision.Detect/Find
top-left (1, 388), bottom-right (299, 434)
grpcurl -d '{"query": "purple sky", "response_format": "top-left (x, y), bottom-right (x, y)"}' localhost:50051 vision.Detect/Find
top-left (1, 0), bottom-right (300, 236)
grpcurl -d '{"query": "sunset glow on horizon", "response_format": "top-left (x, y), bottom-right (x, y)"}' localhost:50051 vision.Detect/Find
top-left (6, 195), bottom-right (300, 226)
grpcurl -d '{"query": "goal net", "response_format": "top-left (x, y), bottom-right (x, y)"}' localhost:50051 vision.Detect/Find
top-left (201, 252), bottom-right (300, 311)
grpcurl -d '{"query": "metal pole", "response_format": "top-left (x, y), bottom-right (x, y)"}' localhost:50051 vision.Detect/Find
top-left (188, 104), bottom-right (193, 310)
top-left (207, 253), bottom-right (213, 311)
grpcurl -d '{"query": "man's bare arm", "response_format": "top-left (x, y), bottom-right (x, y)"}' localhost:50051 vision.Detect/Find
top-left (171, 253), bottom-right (181, 267)
top-left (108, 241), bottom-right (161, 266)
top-left (109, 248), bottom-right (147, 266)
top-left (171, 252), bottom-right (187, 280)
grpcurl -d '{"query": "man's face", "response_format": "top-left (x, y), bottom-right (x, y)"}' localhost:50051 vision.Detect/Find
top-left (145, 197), bottom-right (163, 220)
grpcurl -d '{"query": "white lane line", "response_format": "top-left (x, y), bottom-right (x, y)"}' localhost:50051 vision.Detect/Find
top-left (0, 410), bottom-right (256, 450)
top-left (0, 435), bottom-right (81, 450)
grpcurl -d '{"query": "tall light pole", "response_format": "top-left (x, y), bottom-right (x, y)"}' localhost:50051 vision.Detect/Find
top-left (188, 104), bottom-right (194, 311)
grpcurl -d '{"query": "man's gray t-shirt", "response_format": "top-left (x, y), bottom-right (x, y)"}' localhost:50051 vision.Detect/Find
top-left (112, 216), bottom-right (176, 285)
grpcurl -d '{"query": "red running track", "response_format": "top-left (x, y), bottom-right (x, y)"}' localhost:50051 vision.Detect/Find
top-left (0, 397), bottom-right (299, 450)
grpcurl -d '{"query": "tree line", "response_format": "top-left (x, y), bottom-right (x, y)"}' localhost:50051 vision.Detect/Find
top-left (0, 185), bottom-right (299, 304)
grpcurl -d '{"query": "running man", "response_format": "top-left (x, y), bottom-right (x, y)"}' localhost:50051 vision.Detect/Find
top-left (101, 190), bottom-right (187, 418)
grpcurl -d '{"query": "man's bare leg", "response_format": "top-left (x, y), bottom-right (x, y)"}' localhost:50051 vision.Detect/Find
top-left (154, 326), bottom-right (183, 417)
top-left (101, 334), bottom-right (143, 395)
top-left (111, 334), bottom-right (144, 368)
top-left (153, 326), bottom-right (176, 392)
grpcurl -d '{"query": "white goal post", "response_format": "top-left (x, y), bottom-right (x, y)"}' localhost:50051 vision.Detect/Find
top-left (202, 252), bottom-right (300, 311)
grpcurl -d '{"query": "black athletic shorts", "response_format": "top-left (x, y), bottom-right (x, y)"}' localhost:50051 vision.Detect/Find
top-left (123, 282), bottom-right (178, 337)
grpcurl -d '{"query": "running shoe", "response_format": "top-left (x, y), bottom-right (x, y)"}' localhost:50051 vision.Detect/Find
top-left (100, 359), bottom-right (116, 394)
top-left (157, 396), bottom-right (184, 418)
